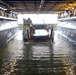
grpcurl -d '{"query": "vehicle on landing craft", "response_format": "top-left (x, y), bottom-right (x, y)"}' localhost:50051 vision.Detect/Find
top-left (32, 24), bottom-right (51, 39)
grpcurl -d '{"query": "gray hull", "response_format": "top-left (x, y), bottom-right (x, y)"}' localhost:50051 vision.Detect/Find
top-left (0, 17), bottom-right (18, 47)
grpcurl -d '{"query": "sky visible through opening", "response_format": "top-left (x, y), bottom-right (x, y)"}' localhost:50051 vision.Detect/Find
top-left (18, 14), bottom-right (58, 24)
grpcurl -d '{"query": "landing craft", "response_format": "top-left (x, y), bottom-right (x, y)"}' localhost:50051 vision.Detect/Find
top-left (23, 18), bottom-right (52, 42)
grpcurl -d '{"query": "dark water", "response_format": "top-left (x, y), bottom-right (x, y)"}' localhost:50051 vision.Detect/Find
top-left (0, 31), bottom-right (76, 75)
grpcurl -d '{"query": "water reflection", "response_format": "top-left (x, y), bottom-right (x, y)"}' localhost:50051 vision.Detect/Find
top-left (0, 31), bottom-right (76, 75)
top-left (0, 35), bottom-right (24, 74)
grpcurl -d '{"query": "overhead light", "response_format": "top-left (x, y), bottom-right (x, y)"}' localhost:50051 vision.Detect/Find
top-left (73, 3), bottom-right (76, 6)
top-left (69, 4), bottom-right (72, 6)
top-left (72, 8), bottom-right (74, 9)
top-left (65, 8), bottom-right (68, 10)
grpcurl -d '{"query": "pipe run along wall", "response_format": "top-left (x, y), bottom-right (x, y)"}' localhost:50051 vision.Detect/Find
top-left (0, 16), bottom-right (19, 47)
top-left (57, 17), bottom-right (76, 43)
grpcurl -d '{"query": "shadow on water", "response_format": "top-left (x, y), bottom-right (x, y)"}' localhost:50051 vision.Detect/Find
top-left (14, 41), bottom-right (70, 75)
top-left (30, 37), bottom-right (51, 43)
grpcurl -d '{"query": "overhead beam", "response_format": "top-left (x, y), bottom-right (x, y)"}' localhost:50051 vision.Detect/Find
top-left (22, 1), bottom-right (30, 13)
top-left (40, 0), bottom-right (49, 13)
top-left (46, 4), bottom-right (57, 13)
top-left (0, 1), bottom-right (12, 9)
top-left (35, 1), bottom-right (36, 13)
top-left (37, 0), bottom-right (44, 14)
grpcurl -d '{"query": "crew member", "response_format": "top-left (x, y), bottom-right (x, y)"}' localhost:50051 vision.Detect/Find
top-left (51, 27), bottom-right (54, 42)
top-left (30, 24), bottom-right (35, 36)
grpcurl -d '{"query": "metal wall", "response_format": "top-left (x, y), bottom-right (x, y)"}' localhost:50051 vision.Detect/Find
top-left (57, 21), bottom-right (76, 42)
top-left (0, 19), bottom-right (18, 47)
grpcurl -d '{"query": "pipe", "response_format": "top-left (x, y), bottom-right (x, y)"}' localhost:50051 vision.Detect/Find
top-left (37, 0), bottom-right (44, 14)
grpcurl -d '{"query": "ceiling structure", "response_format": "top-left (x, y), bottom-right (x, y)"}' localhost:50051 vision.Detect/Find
top-left (0, 0), bottom-right (76, 14)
